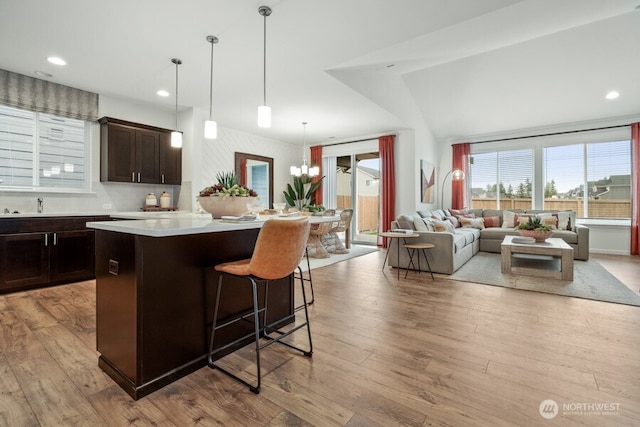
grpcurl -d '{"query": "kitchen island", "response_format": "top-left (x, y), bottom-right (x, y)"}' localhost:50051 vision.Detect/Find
top-left (87, 214), bottom-right (297, 400)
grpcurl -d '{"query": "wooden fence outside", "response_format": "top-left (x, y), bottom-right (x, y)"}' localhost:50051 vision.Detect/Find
top-left (337, 195), bottom-right (379, 232)
top-left (470, 198), bottom-right (631, 218)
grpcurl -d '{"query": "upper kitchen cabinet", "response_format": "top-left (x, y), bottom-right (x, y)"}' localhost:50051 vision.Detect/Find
top-left (99, 117), bottom-right (181, 184)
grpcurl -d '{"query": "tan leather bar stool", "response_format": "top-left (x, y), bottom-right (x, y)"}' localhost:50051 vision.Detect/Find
top-left (207, 218), bottom-right (313, 394)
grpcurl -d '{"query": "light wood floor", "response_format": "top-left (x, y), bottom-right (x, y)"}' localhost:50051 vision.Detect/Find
top-left (1, 250), bottom-right (639, 426)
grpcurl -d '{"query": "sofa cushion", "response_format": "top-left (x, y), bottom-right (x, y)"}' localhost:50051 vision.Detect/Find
top-left (416, 210), bottom-right (432, 218)
top-left (480, 227), bottom-right (519, 240)
top-left (453, 228), bottom-right (479, 251)
top-left (551, 229), bottom-right (578, 244)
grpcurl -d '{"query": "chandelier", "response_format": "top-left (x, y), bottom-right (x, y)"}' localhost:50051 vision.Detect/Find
top-left (290, 122), bottom-right (319, 177)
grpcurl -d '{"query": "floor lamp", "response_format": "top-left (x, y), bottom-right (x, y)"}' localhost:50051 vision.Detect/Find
top-left (441, 168), bottom-right (465, 208)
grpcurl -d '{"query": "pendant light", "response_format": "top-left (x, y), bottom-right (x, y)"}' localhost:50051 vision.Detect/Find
top-left (290, 122), bottom-right (319, 177)
top-left (204, 35), bottom-right (219, 139)
top-left (257, 6), bottom-right (272, 128)
top-left (171, 58), bottom-right (183, 148)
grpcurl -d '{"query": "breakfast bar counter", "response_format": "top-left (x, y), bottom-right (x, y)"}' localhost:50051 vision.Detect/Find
top-left (87, 214), bottom-right (295, 399)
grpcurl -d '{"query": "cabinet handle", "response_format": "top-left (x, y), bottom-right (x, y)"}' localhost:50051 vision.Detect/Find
top-left (138, 172), bottom-right (140, 182)
top-left (162, 174), bottom-right (165, 184)
top-left (44, 233), bottom-right (48, 246)
top-left (53, 232), bottom-right (57, 246)
top-left (132, 172), bottom-right (135, 182)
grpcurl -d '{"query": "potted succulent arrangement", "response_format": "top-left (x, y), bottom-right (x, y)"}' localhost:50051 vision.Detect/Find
top-left (516, 216), bottom-right (553, 242)
top-left (197, 171), bottom-right (258, 218)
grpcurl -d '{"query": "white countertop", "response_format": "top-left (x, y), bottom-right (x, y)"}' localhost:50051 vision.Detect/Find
top-left (87, 212), bottom-right (338, 237)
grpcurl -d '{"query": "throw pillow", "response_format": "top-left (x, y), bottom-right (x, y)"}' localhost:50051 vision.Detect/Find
top-left (432, 219), bottom-right (455, 233)
top-left (396, 214), bottom-right (416, 230)
top-left (536, 213), bottom-right (558, 229)
top-left (444, 216), bottom-right (461, 228)
top-left (448, 208), bottom-right (469, 217)
top-left (515, 214), bottom-right (534, 227)
top-left (460, 217), bottom-right (485, 229)
top-left (557, 211), bottom-right (576, 231)
top-left (502, 210), bottom-right (517, 228)
top-left (413, 216), bottom-right (428, 231)
top-left (483, 216), bottom-right (501, 228)
top-left (422, 218), bottom-right (435, 232)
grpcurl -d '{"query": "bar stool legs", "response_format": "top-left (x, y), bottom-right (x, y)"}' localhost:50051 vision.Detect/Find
top-left (207, 266), bottom-right (313, 394)
top-left (294, 248), bottom-right (314, 309)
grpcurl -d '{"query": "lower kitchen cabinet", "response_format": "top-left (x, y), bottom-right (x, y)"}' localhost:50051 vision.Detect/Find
top-left (0, 216), bottom-right (108, 293)
top-left (0, 232), bottom-right (49, 289)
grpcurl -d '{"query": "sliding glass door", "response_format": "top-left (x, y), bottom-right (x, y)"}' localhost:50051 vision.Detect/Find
top-left (333, 152), bottom-right (380, 245)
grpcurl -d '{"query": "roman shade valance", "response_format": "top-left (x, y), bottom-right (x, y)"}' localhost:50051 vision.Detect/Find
top-left (0, 69), bottom-right (98, 121)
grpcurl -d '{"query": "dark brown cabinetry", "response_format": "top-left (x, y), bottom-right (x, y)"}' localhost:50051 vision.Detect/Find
top-left (0, 216), bottom-right (108, 293)
top-left (99, 117), bottom-right (181, 185)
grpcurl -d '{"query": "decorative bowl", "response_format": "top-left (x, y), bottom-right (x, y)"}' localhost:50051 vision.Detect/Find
top-left (198, 195), bottom-right (257, 218)
top-left (518, 229), bottom-right (553, 242)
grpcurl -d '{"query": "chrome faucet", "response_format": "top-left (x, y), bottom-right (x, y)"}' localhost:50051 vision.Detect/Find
top-left (37, 197), bottom-right (44, 213)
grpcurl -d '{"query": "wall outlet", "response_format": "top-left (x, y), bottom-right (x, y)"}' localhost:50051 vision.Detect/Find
top-left (102, 204), bottom-right (112, 210)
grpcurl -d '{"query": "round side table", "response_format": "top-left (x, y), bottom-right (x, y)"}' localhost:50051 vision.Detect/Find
top-left (379, 231), bottom-right (419, 279)
top-left (402, 242), bottom-right (435, 280)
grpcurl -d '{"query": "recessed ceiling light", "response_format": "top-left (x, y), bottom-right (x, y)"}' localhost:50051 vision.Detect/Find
top-left (34, 71), bottom-right (53, 78)
top-left (156, 89), bottom-right (170, 97)
top-left (47, 56), bottom-right (66, 66)
top-left (605, 91), bottom-right (619, 100)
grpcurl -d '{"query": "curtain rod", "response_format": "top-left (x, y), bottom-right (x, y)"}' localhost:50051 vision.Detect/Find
top-left (319, 134), bottom-right (396, 147)
top-left (470, 124), bottom-right (631, 144)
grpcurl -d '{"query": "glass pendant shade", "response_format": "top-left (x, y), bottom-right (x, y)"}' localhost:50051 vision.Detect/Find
top-left (204, 120), bottom-right (217, 139)
top-left (309, 166), bottom-right (320, 177)
top-left (258, 105), bottom-right (271, 128)
top-left (171, 131), bottom-right (183, 148)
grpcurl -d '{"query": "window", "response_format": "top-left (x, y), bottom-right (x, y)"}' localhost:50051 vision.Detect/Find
top-left (0, 104), bottom-right (90, 191)
top-left (470, 149), bottom-right (533, 210)
top-left (544, 140), bottom-right (631, 218)
top-left (469, 129), bottom-right (632, 219)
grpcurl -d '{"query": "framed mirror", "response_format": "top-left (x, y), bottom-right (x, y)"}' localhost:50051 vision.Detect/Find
top-left (235, 152), bottom-right (274, 208)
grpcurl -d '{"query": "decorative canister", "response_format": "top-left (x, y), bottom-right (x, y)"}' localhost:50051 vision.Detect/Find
top-left (160, 191), bottom-right (171, 208)
top-left (145, 193), bottom-right (157, 206)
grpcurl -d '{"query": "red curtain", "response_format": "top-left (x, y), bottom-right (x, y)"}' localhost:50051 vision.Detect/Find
top-left (631, 123), bottom-right (640, 255)
top-left (378, 135), bottom-right (395, 248)
top-left (451, 143), bottom-right (470, 209)
top-left (310, 145), bottom-right (323, 206)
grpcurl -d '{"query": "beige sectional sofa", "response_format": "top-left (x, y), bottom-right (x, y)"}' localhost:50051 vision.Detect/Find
top-left (388, 208), bottom-right (589, 274)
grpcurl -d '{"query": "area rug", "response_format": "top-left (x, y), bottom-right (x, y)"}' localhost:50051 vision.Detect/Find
top-left (446, 252), bottom-right (640, 307)
top-left (299, 245), bottom-right (379, 271)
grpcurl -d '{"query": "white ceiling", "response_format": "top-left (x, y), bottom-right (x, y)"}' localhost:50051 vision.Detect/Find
top-left (1, 0), bottom-right (638, 145)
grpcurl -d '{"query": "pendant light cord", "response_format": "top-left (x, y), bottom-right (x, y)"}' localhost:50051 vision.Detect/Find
top-left (172, 59), bottom-right (181, 130)
top-left (263, 12), bottom-right (267, 106)
top-left (210, 41), bottom-right (214, 119)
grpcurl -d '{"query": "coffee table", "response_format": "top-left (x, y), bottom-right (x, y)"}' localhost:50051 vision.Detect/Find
top-left (501, 236), bottom-right (574, 281)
